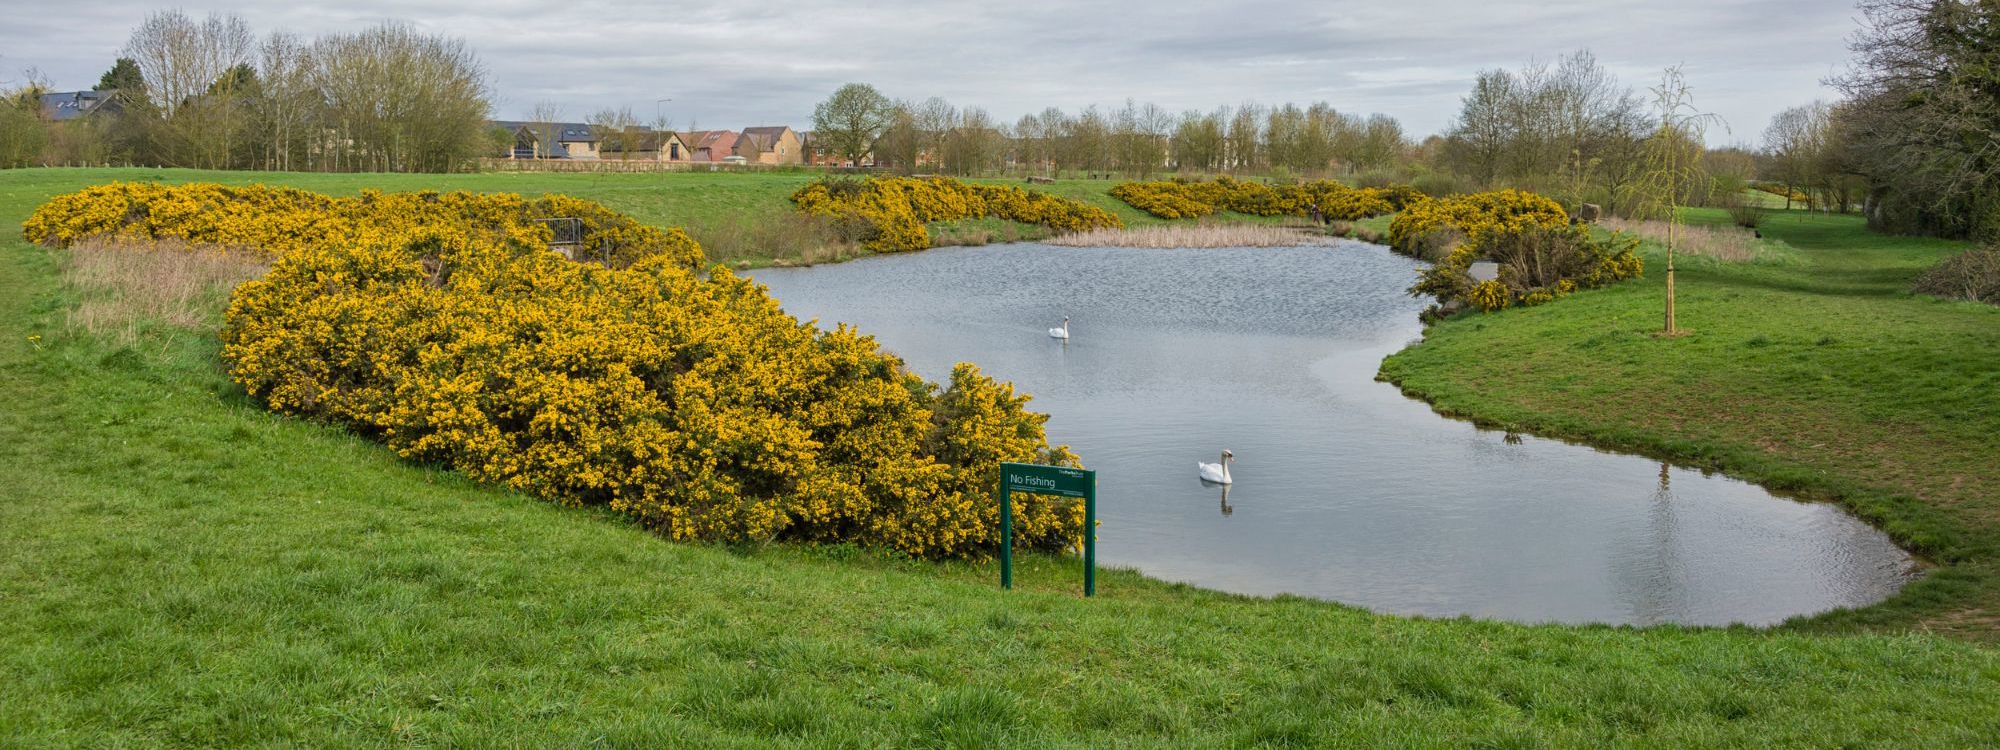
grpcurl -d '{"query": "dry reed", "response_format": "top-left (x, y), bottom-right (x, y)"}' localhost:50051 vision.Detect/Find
top-left (61, 238), bottom-right (270, 342)
top-left (1598, 217), bottom-right (1769, 262)
top-left (1047, 223), bottom-right (1331, 249)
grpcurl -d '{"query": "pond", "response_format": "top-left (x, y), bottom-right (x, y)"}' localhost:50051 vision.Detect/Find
top-left (752, 241), bottom-right (1920, 626)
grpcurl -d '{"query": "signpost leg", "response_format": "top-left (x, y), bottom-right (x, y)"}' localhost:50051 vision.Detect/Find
top-left (1084, 474), bottom-right (1096, 597)
top-left (999, 484), bottom-right (1013, 590)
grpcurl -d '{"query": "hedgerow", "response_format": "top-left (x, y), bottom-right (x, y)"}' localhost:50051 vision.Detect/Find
top-left (26, 182), bottom-right (1086, 559)
top-left (1108, 177), bottom-right (1407, 222)
top-left (791, 176), bottom-right (1122, 252)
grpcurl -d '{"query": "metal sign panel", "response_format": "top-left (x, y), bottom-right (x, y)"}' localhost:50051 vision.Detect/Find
top-left (997, 461), bottom-right (1097, 596)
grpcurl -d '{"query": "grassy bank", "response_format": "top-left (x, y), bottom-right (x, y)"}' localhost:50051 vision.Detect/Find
top-left (4, 168), bottom-right (2000, 746)
top-left (1382, 207), bottom-right (2000, 637)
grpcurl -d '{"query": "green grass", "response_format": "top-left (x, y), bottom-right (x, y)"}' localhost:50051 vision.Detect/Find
top-left (4, 168), bottom-right (2000, 746)
top-left (1383, 207), bottom-right (2000, 637)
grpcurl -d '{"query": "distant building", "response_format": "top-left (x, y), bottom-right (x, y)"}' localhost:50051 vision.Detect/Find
top-left (738, 126), bottom-right (803, 165)
top-left (38, 90), bottom-right (123, 122)
top-left (599, 129), bottom-right (693, 162)
top-left (679, 130), bottom-right (742, 163)
top-left (491, 121), bottom-right (601, 159)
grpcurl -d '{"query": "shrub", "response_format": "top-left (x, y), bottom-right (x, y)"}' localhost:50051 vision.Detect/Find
top-left (27, 182), bottom-right (1088, 559)
top-left (1913, 247), bottom-right (2000, 305)
top-left (1411, 223), bottom-right (1642, 314)
top-left (23, 181), bottom-right (703, 271)
top-left (1387, 190), bottom-right (1569, 258)
top-left (792, 176), bottom-right (1121, 253)
top-left (1724, 194), bottom-right (1767, 229)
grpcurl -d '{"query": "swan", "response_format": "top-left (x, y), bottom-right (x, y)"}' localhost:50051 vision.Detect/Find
top-left (1049, 316), bottom-right (1070, 339)
top-left (1198, 449), bottom-right (1234, 484)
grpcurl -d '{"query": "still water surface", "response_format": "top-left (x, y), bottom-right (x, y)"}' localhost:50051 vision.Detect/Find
top-left (753, 242), bottom-right (1919, 626)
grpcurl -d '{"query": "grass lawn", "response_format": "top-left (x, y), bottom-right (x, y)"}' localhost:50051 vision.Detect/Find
top-left (3, 168), bottom-right (1999, 746)
top-left (1382, 207), bottom-right (2000, 637)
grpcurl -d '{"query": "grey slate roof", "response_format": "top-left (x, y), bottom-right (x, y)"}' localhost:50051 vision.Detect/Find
top-left (39, 91), bottom-right (119, 122)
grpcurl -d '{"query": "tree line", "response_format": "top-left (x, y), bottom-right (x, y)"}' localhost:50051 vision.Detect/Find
top-left (811, 84), bottom-right (1409, 179)
top-left (0, 10), bottom-right (492, 173)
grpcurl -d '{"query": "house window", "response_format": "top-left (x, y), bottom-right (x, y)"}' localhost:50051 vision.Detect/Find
top-left (670, 143), bottom-right (681, 159)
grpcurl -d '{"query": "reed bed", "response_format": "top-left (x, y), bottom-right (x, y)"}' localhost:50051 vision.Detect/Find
top-left (1598, 217), bottom-right (1791, 263)
top-left (1047, 223), bottom-right (1331, 248)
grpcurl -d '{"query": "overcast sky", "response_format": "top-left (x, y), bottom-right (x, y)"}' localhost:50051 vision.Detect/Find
top-left (3, 1), bottom-right (1862, 143)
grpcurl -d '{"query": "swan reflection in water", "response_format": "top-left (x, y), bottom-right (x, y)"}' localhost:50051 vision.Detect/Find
top-left (1218, 483), bottom-right (1233, 517)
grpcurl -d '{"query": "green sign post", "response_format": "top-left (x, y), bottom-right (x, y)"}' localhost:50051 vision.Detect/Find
top-left (997, 462), bottom-right (1097, 596)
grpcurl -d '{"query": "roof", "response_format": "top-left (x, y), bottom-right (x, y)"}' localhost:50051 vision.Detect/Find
top-left (39, 90), bottom-right (120, 122)
top-left (739, 126), bottom-right (796, 150)
top-left (488, 121), bottom-right (606, 143)
top-left (679, 130), bottom-right (741, 161)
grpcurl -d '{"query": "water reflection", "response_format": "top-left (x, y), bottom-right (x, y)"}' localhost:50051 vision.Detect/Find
top-left (753, 242), bottom-right (1920, 626)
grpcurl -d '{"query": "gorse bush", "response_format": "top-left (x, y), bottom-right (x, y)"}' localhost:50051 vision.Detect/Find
top-left (790, 176), bottom-right (1121, 253)
top-left (27, 182), bottom-right (1086, 558)
top-left (1108, 177), bottom-right (1409, 222)
top-left (1386, 189), bottom-right (1570, 258)
top-left (1411, 223), bottom-right (1643, 314)
top-left (23, 181), bottom-right (704, 271)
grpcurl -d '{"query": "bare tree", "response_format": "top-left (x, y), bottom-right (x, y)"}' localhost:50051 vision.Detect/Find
top-left (123, 10), bottom-right (254, 168)
top-left (527, 101), bottom-right (562, 160)
top-left (1627, 66), bottom-right (1723, 336)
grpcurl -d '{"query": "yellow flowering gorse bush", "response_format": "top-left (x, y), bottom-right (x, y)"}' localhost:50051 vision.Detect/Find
top-left (1386, 189), bottom-right (1570, 258)
top-left (1108, 177), bottom-right (1408, 222)
top-left (791, 176), bottom-right (1122, 253)
top-left (1410, 222), bottom-right (1644, 314)
top-left (27, 182), bottom-right (1086, 559)
top-left (23, 181), bottom-right (705, 271)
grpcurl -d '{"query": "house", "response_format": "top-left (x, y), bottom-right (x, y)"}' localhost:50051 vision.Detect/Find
top-left (679, 130), bottom-right (742, 163)
top-left (38, 90), bottom-right (123, 122)
top-left (598, 129), bottom-right (693, 162)
top-left (738, 126), bottom-right (803, 165)
top-left (491, 121), bottom-right (601, 159)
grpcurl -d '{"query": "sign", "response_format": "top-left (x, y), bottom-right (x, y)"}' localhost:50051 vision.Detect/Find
top-left (997, 462), bottom-right (1097, 596)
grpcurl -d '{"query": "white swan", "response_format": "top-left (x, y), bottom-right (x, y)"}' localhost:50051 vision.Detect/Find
top-left (1048, 317), bottom-right (1070, 339)
top-left (1198, 449), bottom-right (1234, 484)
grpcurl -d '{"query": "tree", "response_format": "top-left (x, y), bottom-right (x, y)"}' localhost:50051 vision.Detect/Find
top-left (526, 102), bottom-right (562, 160)
top-left (0, 77), bottom-right (49, 168)
top-left (122, 10), bottom-right (254, 168)
top-left (1626, 66), bottom-right (1722, 337)
top-left (1225, 104), bottom-right (1261, 173)
top-left (95, 58), bottom-right (146, 95)
top-left (589, 107), bottom-right (641, 157)
top-left (1170, 109), bottom-right (1224, 172)
top-left (811, 83), bottom-right (890, 167)
top-left (1762, 102), bottom-right (1829, 210)
top-left (1832, 0), bottom-right (2000, 239)
top-left (308, 22), bottom-right (491, 172)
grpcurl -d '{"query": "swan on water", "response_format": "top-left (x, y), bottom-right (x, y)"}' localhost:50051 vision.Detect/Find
top-left (1198, 449), bottom-right (1235, 484)
top-left (1049, 317), bottom-right (1070, 339)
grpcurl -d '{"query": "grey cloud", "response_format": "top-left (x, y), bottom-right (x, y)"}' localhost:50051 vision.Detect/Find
top-left (1, 0), bottom-right (1861, 141)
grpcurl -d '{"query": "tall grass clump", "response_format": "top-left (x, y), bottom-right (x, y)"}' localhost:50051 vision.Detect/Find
top-left (1599, 217), bottom-right (1797, 265)
top-left (60, 237), bottom-right (269, 341)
